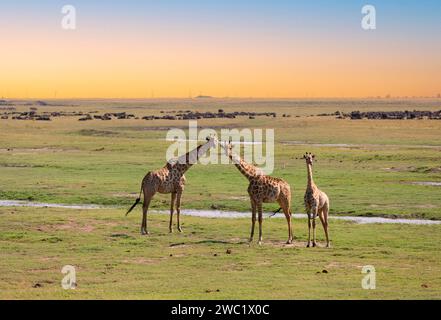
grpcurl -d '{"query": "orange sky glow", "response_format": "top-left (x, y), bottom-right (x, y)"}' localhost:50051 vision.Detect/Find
top-left (1, 1), bottom-right (440, 99)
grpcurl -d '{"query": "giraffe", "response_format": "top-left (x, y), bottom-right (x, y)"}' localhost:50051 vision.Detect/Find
top-left (220, 141), bottom-right (293, 245)
top-left (126, 136), bottom-right (218, 235)
top-left (303, 152), bottom-right (330, 248)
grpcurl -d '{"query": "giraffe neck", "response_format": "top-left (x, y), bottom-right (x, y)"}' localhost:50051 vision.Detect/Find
top-left (307, 163), bottom-right (315, 188)
top-left (229, 152), bottom-right (262, 181)
top-left (176, 141), bottom-right (211, 173)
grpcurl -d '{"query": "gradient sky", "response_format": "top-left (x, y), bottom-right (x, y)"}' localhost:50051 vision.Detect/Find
top-left (1, 0), bottom-right (440, 98)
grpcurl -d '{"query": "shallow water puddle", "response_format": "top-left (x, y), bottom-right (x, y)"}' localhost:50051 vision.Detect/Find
top-left (0, 200), bottom-right (102, 210)
top-left (167, 210), bottom-right (441, 225)
top-left (329, 215), bottom-right (440, 225)
top-left (281, 141), bottom-right (441, 150)
top-left (1, 200), bottom-right (440, 225)
top-left (408, 182), bottom-right (441, 187)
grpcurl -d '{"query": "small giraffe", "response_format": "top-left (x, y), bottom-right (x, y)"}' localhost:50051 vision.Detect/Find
top-left (303, 152), bottom-right (330, 248)
top-left (221, 141), bottom-right (293, 245)
top-left (126, 136), bottom-right (218, 235)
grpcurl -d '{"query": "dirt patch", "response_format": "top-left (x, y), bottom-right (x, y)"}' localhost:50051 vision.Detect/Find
top-left (413, 204), bottom-right (437, 209)
top-left (39, 256), bottom-right (60, 262)
top-left (76, 129), bottom-right (120, 137)
top-left (228, 196), bottom-right (249, 201)
top-left (0, 148), bottom-right (42, 153)
top-left (109, 233), bottom-right (135, 239)
top-left (383, 166), bottom-right (416, 172)
top-left (118, 126), bottom-right (176, 132)
top-left (383, 166), bottom-right (441, 173)
top-left (0, 147), bottom-right (78, 154)
top-left (370, 203), bottom-right (438, 210)
top-left (256, 261), bottom-right (272, 267)
top-left (37, 220), bottom-right (95, 233)
top-left (169, 242), bottom-right (188, 248)
top-left (110, 192), bottom-right (139, 198)
top-left (79, 225), bottom-right (95, 232)
top-left (324, 261), bottom-right (362, 269)
top-left (123, 258), bottom-right (163, 265)
top-left (102, 222), bottom-right (118, 227)
top-left (284, 142), bottom-right (441, 150)
top-left (263, 240), bottom-right (311, 248)
top-left (409, 166), bottom-right (441, 174)
top-left (41, 237), bottom-right (63, 243)
top-left (0, 163), bottom-right (45, 168)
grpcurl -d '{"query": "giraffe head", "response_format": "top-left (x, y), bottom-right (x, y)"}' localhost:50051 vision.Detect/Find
top-left (303, 152), bottom-right (315, 166)
top-left (205, 134), bottom-right (218, 149)
top-left (220, 140), bottom-right (234, 157)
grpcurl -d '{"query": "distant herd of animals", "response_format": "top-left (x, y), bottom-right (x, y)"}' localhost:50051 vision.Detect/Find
top-left (0, 109), bottom-right (276, 121)
top-left (2, 103), bottom-right (441, 121)
top-left (126, 136), bottom-right (330, 248)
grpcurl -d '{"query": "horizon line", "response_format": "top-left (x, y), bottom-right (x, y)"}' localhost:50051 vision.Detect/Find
top-left (2, 96), bottom-right (441, 101)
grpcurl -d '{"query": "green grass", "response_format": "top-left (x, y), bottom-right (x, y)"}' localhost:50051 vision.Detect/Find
top-left (0, 99), bottom-right (440, 299)
top-left (1, 101), bottom-right (441, 218)
top-left (0, 206), bottom-right (440, 299)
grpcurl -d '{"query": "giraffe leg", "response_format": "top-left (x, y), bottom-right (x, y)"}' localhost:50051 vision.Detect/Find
top-left (281, 204), bottom-right (292, 244)
top-left (306, 205), bottom-right (312, 247)
top-left (257, 202), bottom-right (263, 245)
top-left (278, 195), bottom-right (293, 244)
top-left (307, 213), bottom-right (311, 247)
top-left (169, 193), bottom-right (176, 233)
top-left (141, 193), bottom-right (153, 235)
top-left (312, 206), bottom-right (318, 247)
top-left (320, 205), bottom-right (330, 248)
top-left (249, 199), bottom-right (256, 243)
top-left (176, 191), bottom-right (183, 233)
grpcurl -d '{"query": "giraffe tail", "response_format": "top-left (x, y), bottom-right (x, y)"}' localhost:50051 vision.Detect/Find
top-left (269, 207), bottom-right (282, 218)
top-left (125, 183), bottom-right (143, 216)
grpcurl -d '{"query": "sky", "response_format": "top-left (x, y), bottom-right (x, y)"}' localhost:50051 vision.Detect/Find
top-left (0, 0), bottom-right (440, 99)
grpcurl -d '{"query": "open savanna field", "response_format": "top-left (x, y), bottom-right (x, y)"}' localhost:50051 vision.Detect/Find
top-left (1, 98), bottom-right (441, 299)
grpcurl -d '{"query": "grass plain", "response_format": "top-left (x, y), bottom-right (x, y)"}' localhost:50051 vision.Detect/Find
top-left (0, 98), bottom-right (440, 299)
